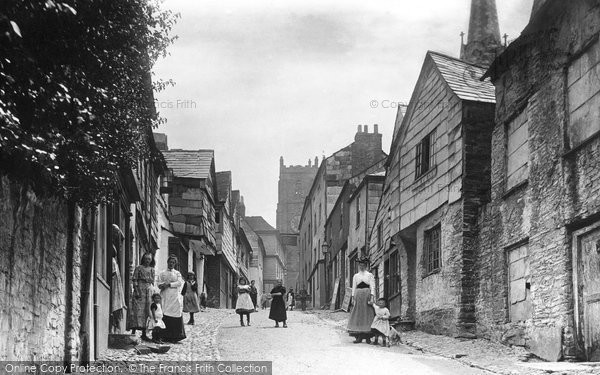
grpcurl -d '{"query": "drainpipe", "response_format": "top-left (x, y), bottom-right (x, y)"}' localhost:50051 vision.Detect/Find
top-left (79, 207), bottom-right (97, 363)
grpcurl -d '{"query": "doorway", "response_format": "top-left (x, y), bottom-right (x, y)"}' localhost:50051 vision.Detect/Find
top-left (574, 222), bottom-right (600, 361)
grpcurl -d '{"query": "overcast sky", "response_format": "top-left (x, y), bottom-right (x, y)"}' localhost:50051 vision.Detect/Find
top-left (152, 0), bottom-right (534, 227)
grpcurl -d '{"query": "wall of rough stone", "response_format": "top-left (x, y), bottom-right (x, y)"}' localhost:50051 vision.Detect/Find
top-left (413, 202), bottom-right (463, 336)
top-left (476, 0), bottom-right (600, 360)
top-left (0, 174), bottom-right (80, 361)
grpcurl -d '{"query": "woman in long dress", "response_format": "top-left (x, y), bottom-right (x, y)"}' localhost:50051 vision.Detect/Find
top-left (347, 257), bottom-right (376, 343)
top-left (182, 271), bottom-right (200, 325)
top-left (235, 278), bottom-right (255, 326)
top-left (127, 252), bottom-right (155, 341)
top-left (157, 255), bottom-right (186, 342)
top-left (269, 279), bottom-right (287, 328)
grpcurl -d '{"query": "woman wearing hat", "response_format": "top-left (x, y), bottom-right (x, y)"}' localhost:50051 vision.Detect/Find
top-left (182, 271), bottom-right (200, 325)
top-left (347, 256), bottom-right (376, 343)
top-left (157, 255), bottom-right (186, 342)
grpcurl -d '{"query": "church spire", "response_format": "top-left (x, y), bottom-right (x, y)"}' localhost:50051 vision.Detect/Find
top-left (460, 0), bottom-right (502, 67)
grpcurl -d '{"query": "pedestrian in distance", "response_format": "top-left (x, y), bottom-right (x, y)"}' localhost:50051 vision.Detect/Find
top-left (371, 297), bottom-right (391, 347)
top-left (286, 288), bottom-right (295, 311)
top-left (347, 257), bottom-right (375, 343)
top-left (199, 279), bottom-right (207, 312)
top-left (157, 255), bottom-right (186, 342)
top-left (147, 293), bottom-right (166, 344)
top-left (235, 278), bottom-right (255, 326)
top-left (249, 280), bottom-right (258, 311)
top-left (260, 293), bottom-right (269, 310)
top-left (127, 252), bottom-right (156, 341)
top-left (182, 271), bottom-right (200, 325)
top-left (269, 279), bottom-right (287, 328)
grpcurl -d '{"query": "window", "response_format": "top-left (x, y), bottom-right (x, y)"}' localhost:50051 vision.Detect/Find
top-left (319, 203), bottom-right (322, 225)
top-left (424, 225), bottom-right (441, 274)
top-left (508, 243), bottom-right (532, 322)
top-left (356, 196), bottom-right (361, 228)
top-left (377, 223), bottom-right (383, 249)
top-left (215, 210), bottom-right (221, 224)
top-left (390, 251), bottom-right (400, 295)
top-left (506, 110), bottom-right (529, 190)
top-left (568, 40), bottom-right (600, 149)
top-left (415, 130), bottom-right (436, 179)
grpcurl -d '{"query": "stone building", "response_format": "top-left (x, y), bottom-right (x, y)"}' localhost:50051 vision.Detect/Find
top-left (368, 111), bottom-right (405, 317)
top-left (478, 0), bottom-right (600, 361)
top-left (245, 216), bottom-right (286, 294)
top-left (347, 172), bottom-right (385, 292)
top-left (377, 0), bottom-right (499, 338)
top-left (276, 158), bottom-right (318, 291)
top-left (163, 150), bottom-right (218, 306)
top-left (241, 218), bottom-right (267, 299)
top-left (299, 125), bottom-right (386, 308)
top-left (276, 157), bottom-right (318, 234)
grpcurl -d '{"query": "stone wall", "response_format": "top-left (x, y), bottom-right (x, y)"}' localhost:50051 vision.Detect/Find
top-left (0, 174), bottom-right (81, 361)
top-left (476, 0), bottom-right (600, 360)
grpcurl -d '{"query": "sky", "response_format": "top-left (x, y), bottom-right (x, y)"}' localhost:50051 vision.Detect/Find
top-left (152, 0), bottom-right (534, 227)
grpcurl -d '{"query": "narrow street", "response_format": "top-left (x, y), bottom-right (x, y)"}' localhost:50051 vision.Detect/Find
top-left (218, 310), bottom-right (488, 375)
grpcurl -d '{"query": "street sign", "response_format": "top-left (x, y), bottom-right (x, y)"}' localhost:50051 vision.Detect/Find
top-left (330, 277), bottom-right (341, 310)
top-left (341, 287), bottom-right (352, 312)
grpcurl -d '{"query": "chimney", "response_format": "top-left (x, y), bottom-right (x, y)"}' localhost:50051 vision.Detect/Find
top-left (363, 125), bottom-right (369, 133)
top-left (460, 0), bottom-right (502, 67)
top-left (357, 125), bottom-right (362, 133)
top-left (239, 196), bottom-right (246, 217)
top-left (153, 133), bottom-right (168, 151)
top-left (374, 124), bottom-right (379, 134)
top-left (315, 156), bottom-right (318, 167)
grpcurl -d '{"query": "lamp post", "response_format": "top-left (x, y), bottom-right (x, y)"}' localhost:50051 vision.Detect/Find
top-left (322, 241), bottom-right (330, 304)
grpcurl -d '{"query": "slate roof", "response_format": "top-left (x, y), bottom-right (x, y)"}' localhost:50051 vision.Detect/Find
top-left (241, 219), bottom-right (263, 251)
top-left (216, 171), bottom-right (232, 202)
top-left (429, 51), bottom-right (496, 104)
top-left (163, 150), bottom-right (214, 179)
top-left (245, 216), bottom-right (276, 232)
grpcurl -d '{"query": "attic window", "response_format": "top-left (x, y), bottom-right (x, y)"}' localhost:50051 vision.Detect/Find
top-left (415, 130), bottom-right (436, 179)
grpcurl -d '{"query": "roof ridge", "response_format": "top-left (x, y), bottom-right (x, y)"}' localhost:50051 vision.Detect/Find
top-left (428, 50), bottom-right (488, 70)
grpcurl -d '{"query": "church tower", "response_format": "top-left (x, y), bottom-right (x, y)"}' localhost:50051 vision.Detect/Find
top-left (460, 0), bottom-right (502, 67)
top-left (276, 157), bottom-right (318, 234)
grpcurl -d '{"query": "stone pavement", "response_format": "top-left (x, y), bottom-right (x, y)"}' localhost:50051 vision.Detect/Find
top-left (96, 308), bottom-right (231, 362)
top-left (308, 309), bottom-right (600, 375)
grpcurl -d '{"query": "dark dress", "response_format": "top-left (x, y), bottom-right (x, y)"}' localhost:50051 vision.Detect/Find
top-left (269, 285), bottom-right (287, 322)
top-left (250, 285), bottom-right (258, 308)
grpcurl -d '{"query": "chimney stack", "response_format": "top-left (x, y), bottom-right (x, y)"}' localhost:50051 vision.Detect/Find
top-left (357, 125), bottom-right (362, 133)
top-left (364, 125), bottom-right (369, 133)
top-left (308, 159), bottom-right (312, 167)
top-left (374, 124), bottom-right (379, 134)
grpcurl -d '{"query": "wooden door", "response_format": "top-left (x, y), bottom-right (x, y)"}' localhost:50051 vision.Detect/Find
top-left (577, 225), bottom-right (600, 361)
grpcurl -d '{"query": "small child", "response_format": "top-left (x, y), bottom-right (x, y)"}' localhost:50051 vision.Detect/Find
top-left (371, 297), bottom-right (391, 347)
top-left (147, 293), bottom-right (166, 343)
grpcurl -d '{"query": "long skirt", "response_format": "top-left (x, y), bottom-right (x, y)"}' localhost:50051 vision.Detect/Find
top-left (347, 288), bottom-right (375, 337)
top-left (126, 283), bottom-right (153, 330)
top-left (183, 290), bottom-right (200, 313)
top-left (161, 315), bottom-right (186, 342)
top-left (269, 296), bottom-right (287, 322)
top-left (235, 293), bottom-right (255, 314)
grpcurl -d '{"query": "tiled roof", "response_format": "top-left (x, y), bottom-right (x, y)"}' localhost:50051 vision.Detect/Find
top-left (163, 150), bottom-right (214, 179)
top-left (429, 51), bottom-right (496, 104)
top-left (216, 171), bottom-right (232, 202)
top-left (241, 219), bottom-right (261, 248)
top-left (245, 216), bottom-right (276, 232)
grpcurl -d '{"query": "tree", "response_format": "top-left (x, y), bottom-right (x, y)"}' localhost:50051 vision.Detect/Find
top-left (0, 0), bottom-right (178, 206)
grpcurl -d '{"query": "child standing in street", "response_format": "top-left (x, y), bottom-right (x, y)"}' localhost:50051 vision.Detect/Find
top-left (371, 297), bottom-right (391, 347)
top-left (147, 293), bottom-right (166, 343)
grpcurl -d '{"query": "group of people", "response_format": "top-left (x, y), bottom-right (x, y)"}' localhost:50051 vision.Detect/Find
top-left (126, 254), bottom-right (206, 344)
top-left (347, 257), bottom-right (392, 347)
top-left (235, 278), bottom-right (289, 328)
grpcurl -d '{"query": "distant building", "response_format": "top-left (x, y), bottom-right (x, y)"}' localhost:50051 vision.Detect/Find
top-left (276, 157), bottom-right (318, 234)
top-left (245, 216), bottom-right (286, 294)
top-left (299, 125), bottom-right (386, 308)
top-left (241, 218), bottom-right (267, 299)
